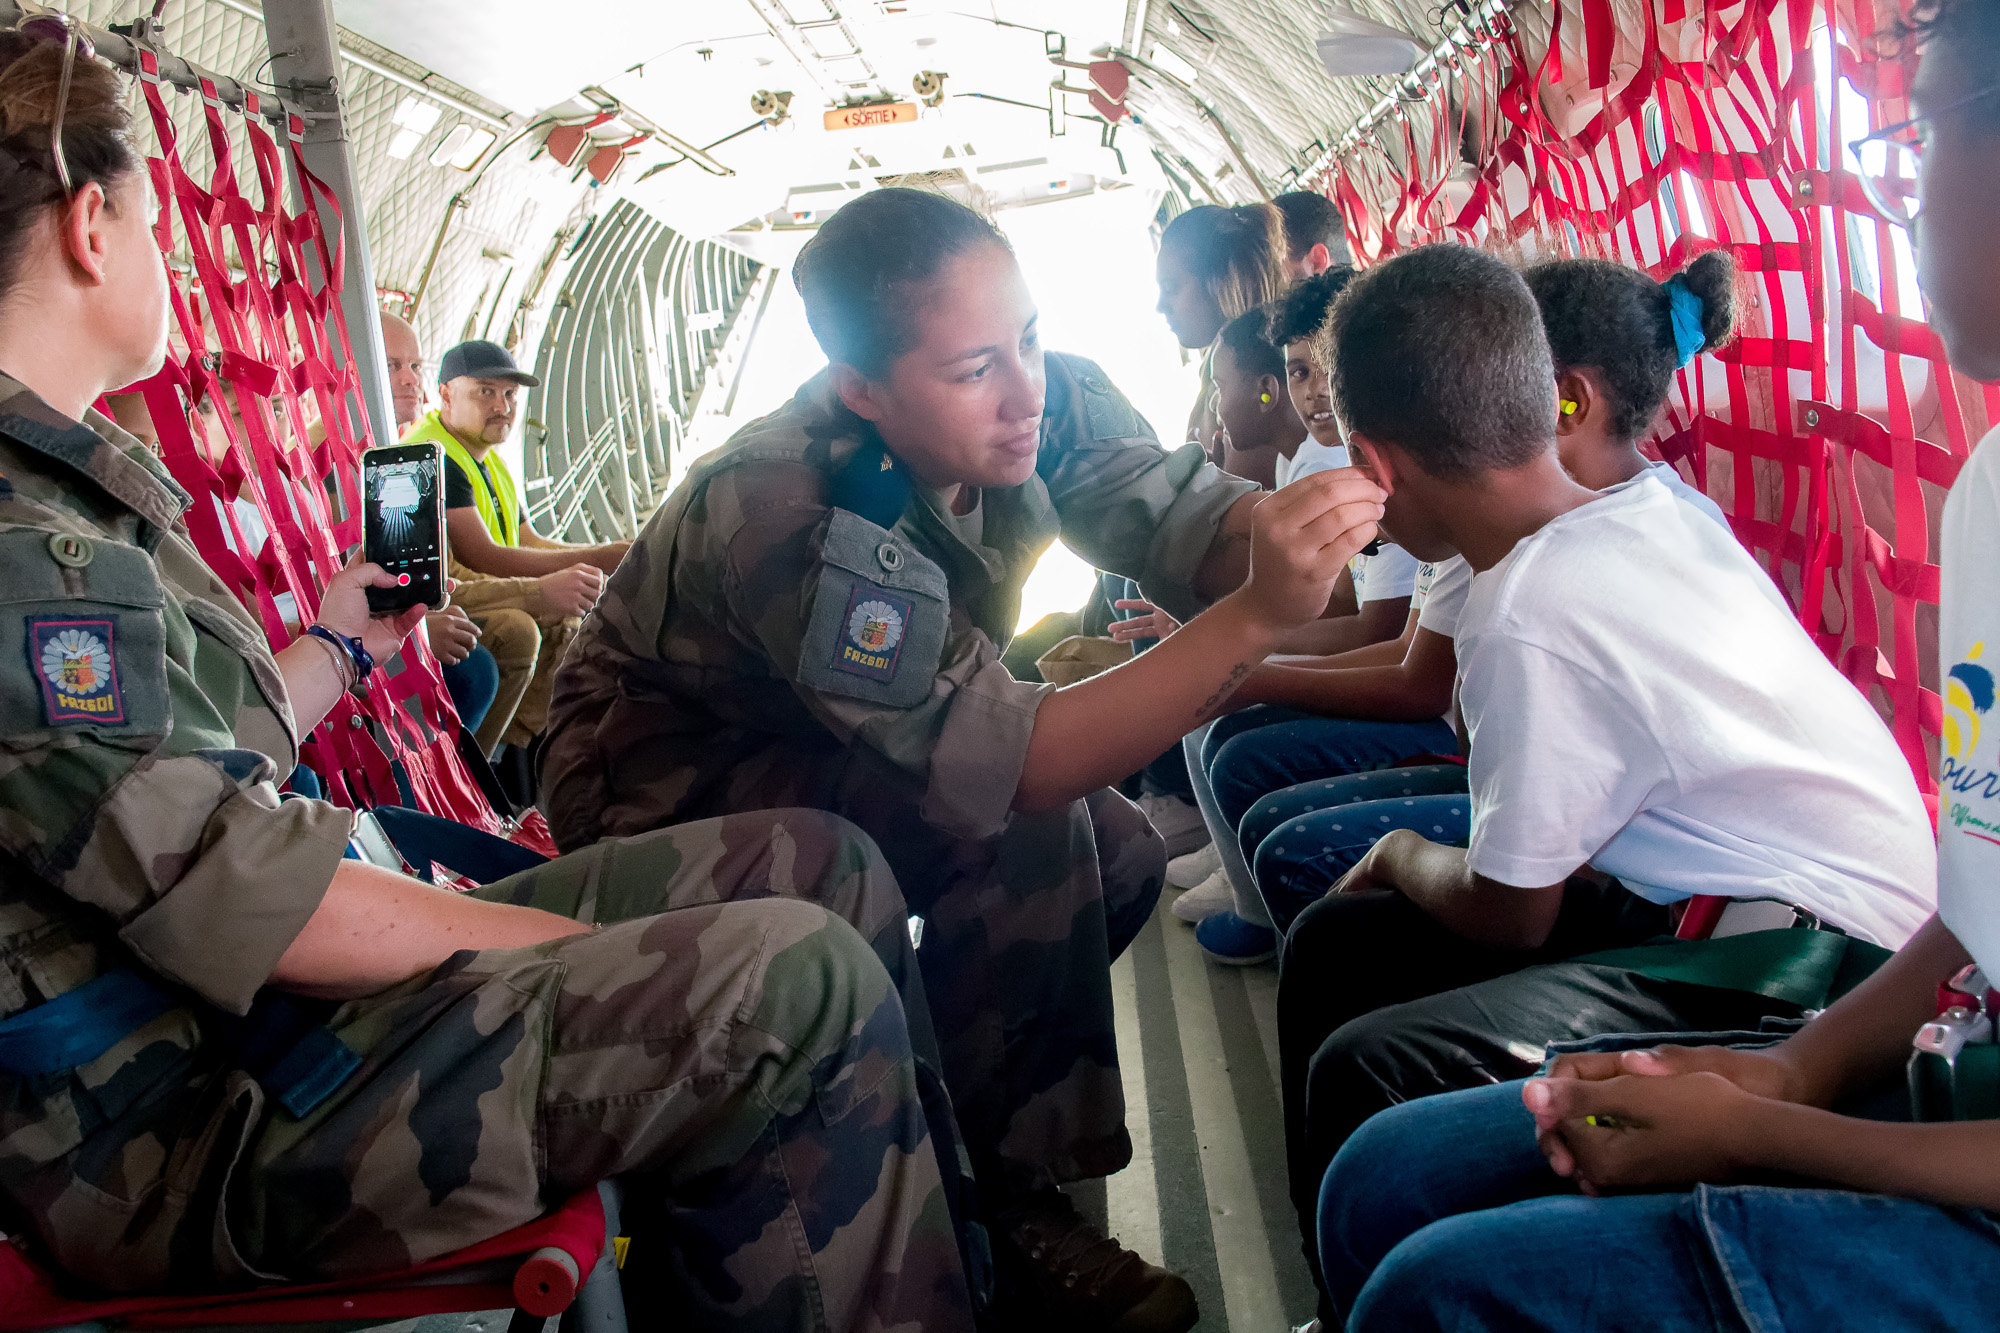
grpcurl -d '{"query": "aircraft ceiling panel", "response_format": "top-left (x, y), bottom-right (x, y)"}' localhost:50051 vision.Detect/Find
top-left (329, 0), bottom-right (696, 116)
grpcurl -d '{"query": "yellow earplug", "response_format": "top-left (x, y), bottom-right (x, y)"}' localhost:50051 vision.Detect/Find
top-left (1260, 393), bottom-right (1272, 403)
top-left (1560, 399), bottom-right (1578, 415)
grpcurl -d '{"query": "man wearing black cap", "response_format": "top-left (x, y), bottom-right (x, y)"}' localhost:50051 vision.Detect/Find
top-left (403, 339), bottom-right (629, 759)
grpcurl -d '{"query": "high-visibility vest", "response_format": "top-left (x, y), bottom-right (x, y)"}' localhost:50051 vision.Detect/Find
top-left (403, 409), bottom-right (520, 547)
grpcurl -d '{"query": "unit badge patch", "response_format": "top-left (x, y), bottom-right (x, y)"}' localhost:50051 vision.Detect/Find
top-left (28, 615), bottom-right (125, 725)
top-left (834, 586), bottom-right (913, 683)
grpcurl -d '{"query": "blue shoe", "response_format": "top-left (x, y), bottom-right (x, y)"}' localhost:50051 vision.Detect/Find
top-left (1195, 911), bottom-right (1277, 966)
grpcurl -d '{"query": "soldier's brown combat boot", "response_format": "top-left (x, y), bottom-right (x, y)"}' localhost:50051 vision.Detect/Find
top-left (995, 1191), bottom-right (1198, 1333)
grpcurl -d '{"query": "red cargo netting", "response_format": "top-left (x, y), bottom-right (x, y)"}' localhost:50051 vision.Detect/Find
top-left (115, 50), bottom-right (516, 839)
top-left (1318, 0), bottom-right (2000, 804)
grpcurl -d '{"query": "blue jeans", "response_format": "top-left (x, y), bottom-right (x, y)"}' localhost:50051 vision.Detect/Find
top-left (441, 644), bottom-right (501, 735)
top-left (1207, 711), bottom-right (1458, 835)
top-left (1246, 765), bottom-right (1471, 931)
top-left (1323, 1080), bottom-right (2000, 1332)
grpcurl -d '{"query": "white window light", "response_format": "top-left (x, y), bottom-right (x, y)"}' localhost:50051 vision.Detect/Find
top-left (430, 125), bottom-right (497, 170)
top-left (386, 127), bottom-right (424, 160)
top-left (447, 127), bottom-right (498, 170)
top-left (429, 125), bottom-right (473, 167)
top-left (1148, 43), bottom-right (1200, 85)
top-left (392, 96), bottom-right (442, 134)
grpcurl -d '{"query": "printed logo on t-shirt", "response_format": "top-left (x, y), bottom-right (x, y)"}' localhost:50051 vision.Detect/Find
top-left (1942, 641), bottom-right (2000, 845)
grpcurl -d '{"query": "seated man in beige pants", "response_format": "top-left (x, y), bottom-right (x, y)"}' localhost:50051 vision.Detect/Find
top-left (397, 336), bottom-right (628, 756)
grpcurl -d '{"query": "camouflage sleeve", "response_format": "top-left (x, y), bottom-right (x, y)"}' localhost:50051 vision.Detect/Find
top-left (1036, 352), bottom-right (1257, 623)
top-left (697, 465), bottom-right (1051, 841)
top-left (0, 522), bottom-right (350, 1015)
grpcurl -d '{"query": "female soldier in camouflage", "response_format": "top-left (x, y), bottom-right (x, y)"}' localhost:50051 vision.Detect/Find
top-left (542, 187), bottom-right (1386, 1333)
top-left (0, 25), bottom-right (972, 1330)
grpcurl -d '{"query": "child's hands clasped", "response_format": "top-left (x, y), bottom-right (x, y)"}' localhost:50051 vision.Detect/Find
top-left (1522, 1070), bottom-right (1768, 1194)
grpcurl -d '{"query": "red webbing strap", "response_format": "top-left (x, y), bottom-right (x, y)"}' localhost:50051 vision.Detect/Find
top-left (1317, 0), bottom-right (1986, 814)
top-left (121, 49), bottom-right (503, 835)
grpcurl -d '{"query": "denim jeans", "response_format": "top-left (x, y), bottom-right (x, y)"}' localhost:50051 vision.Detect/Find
top-left (1323, 1079), bottom-right (2000, 1332)
top-left (1246, 764), bottom-right (1471, 931)
top-left (441, 643), bottom-right (501, 735)
top-left (1207, 711), bottom-right (1458, 835)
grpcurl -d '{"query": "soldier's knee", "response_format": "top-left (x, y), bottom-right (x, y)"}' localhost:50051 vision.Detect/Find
top-left (782, 807), bottom-right (897, 881)
top-left (753, 900), bottom-right (908, 1050)
top-left (477, 608), bottom-right (541, 669)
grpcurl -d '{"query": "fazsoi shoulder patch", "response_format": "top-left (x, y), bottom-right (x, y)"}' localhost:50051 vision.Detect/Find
top-left (28, 615), bottom-right (126, 725)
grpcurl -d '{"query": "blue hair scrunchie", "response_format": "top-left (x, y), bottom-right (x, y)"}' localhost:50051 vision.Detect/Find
top-left (1663, 275), bottom-right (1707, 368)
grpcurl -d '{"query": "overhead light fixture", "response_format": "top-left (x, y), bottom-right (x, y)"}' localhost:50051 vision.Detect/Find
top-left (1314, 3), bottom-right (1425, 77)
top-left (386, 127), bottom-right (423, 160)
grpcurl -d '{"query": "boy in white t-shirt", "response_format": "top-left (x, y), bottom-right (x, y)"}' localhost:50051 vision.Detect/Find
top-left (1321, 9), bottom-right (2000, 1327)
top-left (1272, 241), bottom-right (1938, 1323)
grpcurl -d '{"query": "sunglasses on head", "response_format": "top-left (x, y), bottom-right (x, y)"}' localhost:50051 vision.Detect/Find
top-left (13, 12), bottom-right (96, 200)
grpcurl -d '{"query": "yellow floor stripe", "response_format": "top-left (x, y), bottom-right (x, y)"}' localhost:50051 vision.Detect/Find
top-left (1160, 912), bottom-right (1285, 1333)
top-left (1107, 949), bottom-right (1165, 1265)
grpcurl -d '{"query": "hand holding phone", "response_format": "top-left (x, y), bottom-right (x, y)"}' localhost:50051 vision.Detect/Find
top-left (362, 442), bottom-right (447, 615)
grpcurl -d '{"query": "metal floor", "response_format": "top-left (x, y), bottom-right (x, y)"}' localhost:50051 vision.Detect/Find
top-left (366, 895), bottom-right (1312, 1333)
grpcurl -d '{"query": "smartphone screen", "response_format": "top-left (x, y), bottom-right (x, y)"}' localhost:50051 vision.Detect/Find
top-left (362, 442), bottom-right (445, 615)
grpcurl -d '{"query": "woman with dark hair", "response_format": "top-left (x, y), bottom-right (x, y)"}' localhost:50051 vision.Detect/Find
top-left (543, 186), bottom-right (1385, 1332)
top-left (1154, 200), bottom-right (1289, 470)
top-left (0, 26), bottom-right (981, 1330)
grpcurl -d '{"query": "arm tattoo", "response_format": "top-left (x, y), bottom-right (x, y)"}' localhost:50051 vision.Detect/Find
top-left (1196, 661), bottom-right (1255, 720)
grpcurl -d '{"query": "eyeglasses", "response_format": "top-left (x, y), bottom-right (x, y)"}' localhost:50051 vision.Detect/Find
top-left (15, 12), bottom-right (95, 199)
top-left (1847, 81), bottom-right (1998, 227)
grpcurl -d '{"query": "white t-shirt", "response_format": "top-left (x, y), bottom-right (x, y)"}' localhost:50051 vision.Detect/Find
top-left (1352, 543), bottom-right (1420, 605)
top-left (1457, 474), bottom-right (1935, 947)
top-left (1275, 438), bottom-right (1347, 487)
top-left (1413, 556), bottom-right (1473, 637)
top-left (1602, 460), bottom-right (1729, 529)
top-left (1938, 427), bottom-right (2000, 977)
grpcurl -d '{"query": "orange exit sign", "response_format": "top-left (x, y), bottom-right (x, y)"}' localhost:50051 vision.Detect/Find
top-left (824, 102), bottom-right (919, 131)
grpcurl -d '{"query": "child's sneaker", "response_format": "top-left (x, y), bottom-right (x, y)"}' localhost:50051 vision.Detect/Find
top-left (1170, 867), bottom-right (1234, 924)
top-left (1166, 841), bottom-right (1221, 889)
top-left (1135, 793), bottom-right (1210, 858)
top-left (1195, 911), bottom-right (1277, 966)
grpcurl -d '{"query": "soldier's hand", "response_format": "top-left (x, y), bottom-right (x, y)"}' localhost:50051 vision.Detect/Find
top-left (1237, 468), bottom-right (1384, 633)
top-left (320, 555), bottom-right (429, 661)
top-left (425, 605), bottom-right (481, 665)
top-left (537, 563), bottom-right (605, 618)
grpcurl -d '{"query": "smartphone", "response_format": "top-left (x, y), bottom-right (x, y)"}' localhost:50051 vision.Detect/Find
top-left (361, 441), bottom-right (446, 615)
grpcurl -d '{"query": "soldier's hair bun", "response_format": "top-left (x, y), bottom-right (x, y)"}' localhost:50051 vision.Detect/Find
top-left (0, 28), bottom-right (142, 298)
top-left (793, 187), bottom-right (1012, 380)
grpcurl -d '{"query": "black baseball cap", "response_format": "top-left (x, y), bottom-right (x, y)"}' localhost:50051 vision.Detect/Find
top-left (438, 339), bottom-right (541, 388)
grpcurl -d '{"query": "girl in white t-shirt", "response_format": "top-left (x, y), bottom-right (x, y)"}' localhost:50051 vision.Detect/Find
top-left (1524, 251), bottom-right (1737, 527)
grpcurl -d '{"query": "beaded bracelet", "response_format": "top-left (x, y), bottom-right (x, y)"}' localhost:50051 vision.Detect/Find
top-left (304, 624), bottom-right (374, 687)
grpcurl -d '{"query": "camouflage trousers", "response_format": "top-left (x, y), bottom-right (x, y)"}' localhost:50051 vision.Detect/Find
top-left (233, 810), bottom-right (973, 1333)
top-left (678, 742), bottom-right (1168, 1198)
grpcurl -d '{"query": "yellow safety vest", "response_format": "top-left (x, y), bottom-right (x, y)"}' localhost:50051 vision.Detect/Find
top-left (403, 409), bottom-right (520, 547)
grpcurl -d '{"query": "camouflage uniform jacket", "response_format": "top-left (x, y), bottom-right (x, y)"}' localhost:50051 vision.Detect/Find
top-left (0, 376), bottom-right (351, 1280)
top-left (543, 351), bottom-right (1256, 852)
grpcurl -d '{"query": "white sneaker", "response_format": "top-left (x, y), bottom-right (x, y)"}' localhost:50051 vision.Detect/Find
top-left (1136, 793), bottom-right (1210, 859)
top-left (1171, 867), bottom-right (1234, 924)
top-left (1167, 841), bottom-right (1222, 889)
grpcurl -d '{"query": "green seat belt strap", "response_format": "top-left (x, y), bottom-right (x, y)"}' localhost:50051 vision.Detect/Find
top-left (0, 968), bottom-right (176, 1075)
top-left (1574, 927), bottom-right (1893, 1012)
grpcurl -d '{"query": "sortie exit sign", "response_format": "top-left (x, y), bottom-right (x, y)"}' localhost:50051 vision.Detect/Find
top-left (824, 102), bottom-right (919, 131)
